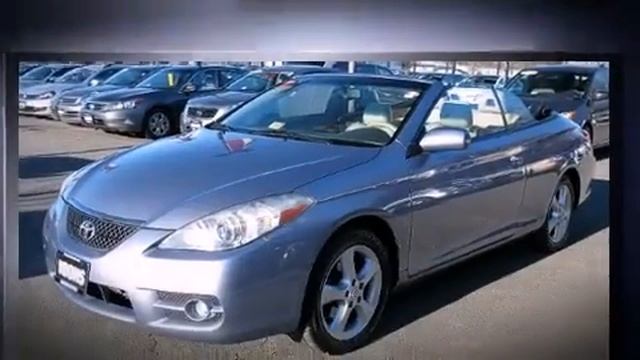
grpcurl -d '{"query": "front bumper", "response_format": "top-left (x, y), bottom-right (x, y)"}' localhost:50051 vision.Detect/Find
top-left (43, 197), bottom-right (314, 343)
top-left (80, 108), bottom-right (145, 133)
top-left (55, 104), bottom-right (84, 124)
top-left (18, 98), bottom-right (54, 117)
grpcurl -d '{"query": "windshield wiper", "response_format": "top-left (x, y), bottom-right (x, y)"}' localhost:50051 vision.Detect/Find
top-left (243, 128), bottom-right (381, 147)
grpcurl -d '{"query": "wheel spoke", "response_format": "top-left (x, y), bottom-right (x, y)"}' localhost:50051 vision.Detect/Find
top-left (329, 302), bottom-right (352, 333)
top-left (322, 284), bottom-right (346, 306)
top-left (355, 299), bottom-right (375, 321)
top-left (339, 248), bottom-right (357, 282)
top-left (357, 259), bottom-right (378, 286)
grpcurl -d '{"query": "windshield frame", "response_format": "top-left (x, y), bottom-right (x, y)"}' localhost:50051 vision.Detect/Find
top-left (210, 76), bottom-right (430, 148)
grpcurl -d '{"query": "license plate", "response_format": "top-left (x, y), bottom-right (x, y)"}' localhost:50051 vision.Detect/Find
top-left (19, 101), bottom-right (26, 109)
top-left (55, 251), bottom-right (90, 293)
top-left (82, 114), bottom-right (93, 123)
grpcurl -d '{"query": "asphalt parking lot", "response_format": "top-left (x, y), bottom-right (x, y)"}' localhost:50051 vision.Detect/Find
top-left (11, 115), bottom-right (609, 360)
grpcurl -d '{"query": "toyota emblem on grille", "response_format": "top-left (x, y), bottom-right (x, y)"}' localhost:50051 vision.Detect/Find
top-left (78, 220), bottom-right (97, 241)
top-left (88, 104), bottom-right (95, 110)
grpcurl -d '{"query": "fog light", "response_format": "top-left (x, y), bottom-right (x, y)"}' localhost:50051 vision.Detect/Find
top-left (184, 298), bottom-right (213, 322)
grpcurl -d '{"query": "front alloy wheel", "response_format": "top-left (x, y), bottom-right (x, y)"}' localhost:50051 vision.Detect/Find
top-left (145, 111), bottom-right (172, 139)
top-left (534, 177), bottom-right (575, 252)
top-left (304, 229), bottom-right (391, 354)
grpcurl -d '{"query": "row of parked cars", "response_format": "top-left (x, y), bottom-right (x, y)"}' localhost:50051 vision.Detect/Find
top-left (18, 61), bottom-right (610, 148)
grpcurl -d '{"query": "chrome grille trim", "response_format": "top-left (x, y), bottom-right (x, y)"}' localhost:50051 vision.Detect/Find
top-left (66, 205), bottom-right (138, 251)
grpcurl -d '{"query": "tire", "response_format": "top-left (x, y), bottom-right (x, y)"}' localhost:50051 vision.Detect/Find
top-left (533, 177), bottom-right (575, 252)
top-left (143, 109), bottom-right (173, 139)
top-left (302, 228), bottom-right (392, 354)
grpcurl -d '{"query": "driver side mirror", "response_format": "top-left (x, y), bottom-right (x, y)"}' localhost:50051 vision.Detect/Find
top-left (419, 127), bottom-right (470, 152)
top-left (182, 83), bottom-right (197, 94)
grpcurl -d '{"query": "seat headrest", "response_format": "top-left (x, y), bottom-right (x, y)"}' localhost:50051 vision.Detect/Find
top-left (439, 102), bottom-right (473, 129)
top-left (363, 103), bottom-right (392, 126)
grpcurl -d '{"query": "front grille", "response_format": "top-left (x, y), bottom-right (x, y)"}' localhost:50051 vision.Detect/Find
top-left (187, 107), bottom-right (218, 119)
top-left (59, 96), bottom-right (81, 105)
top-left (85, 102), bottom-right (106, 111)
top-left (66, 205), bottom-right (138, 250)
top-left (21, 93), bottom-right (41, 100)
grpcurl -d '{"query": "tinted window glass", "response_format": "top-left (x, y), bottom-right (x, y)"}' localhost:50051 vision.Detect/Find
top-left (137, 68), bottom-right (196, 89)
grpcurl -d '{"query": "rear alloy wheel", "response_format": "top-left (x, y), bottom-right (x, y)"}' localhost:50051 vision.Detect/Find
top-left (303, 229), bottom-right (391, 354)
top-left (534, 177), bottom-right (575, 252)
top-left (144, 110), bottom-right (172, 139)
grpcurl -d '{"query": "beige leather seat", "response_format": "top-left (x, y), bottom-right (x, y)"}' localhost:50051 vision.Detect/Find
top-left (346, 103), bottom-right (397, 137)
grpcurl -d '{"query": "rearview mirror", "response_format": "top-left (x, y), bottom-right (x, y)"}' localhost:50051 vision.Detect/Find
top-left (419, 127), bottom-right (469, 152)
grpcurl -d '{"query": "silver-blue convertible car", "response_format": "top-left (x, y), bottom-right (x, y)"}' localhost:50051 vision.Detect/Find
top-left (44, 74), bottom-right (595, 354)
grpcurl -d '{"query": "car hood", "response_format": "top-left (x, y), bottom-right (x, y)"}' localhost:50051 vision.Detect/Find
top-left (22, 83), bottom-right (81, 95)
top-left (61, 84), bottom-right (124, 98)
top-left (19, 80), bottom-right (43, 89)
top-left (89, 87), bottom-right (166, 102)
top-left (67, 129), bottom-right (379, 229)
top-left (188, 91), bottom-right (258, 108)
top-left (519, 94), bottom-right (586, 113)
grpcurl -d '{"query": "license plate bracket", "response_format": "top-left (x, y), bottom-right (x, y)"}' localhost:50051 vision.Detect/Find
top-left (55, 251), bottom-right (90, 294)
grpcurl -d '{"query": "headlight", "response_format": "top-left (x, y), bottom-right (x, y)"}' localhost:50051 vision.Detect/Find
top-left (38, 91), bottom-right (56, 99)
top-left (108, 99), bottom-right (138, 111)
top-left (561, 111), bottom-right (576, 120)
top-left (158, 194), bottom-right (315, 252)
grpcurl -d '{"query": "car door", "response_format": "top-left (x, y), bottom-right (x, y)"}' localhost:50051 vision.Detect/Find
top-left (589, 68), bottom-right (610, 146)
top-left (407, 88), bottom-right (528, 274)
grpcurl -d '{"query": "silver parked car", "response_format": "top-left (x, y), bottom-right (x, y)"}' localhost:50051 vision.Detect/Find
top-left (44, 74), bottom-right (595, 354)
top-left (19, 65), bottom-right (124, 118)
top-left (53, 65), bottom-right (165, 125)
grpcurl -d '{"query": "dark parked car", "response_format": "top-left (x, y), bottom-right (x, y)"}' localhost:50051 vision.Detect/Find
top-left (505, 65), bottom-right (610, 148)
top-left (457, 74), bottom-right (499, 88)
top-left (19, 64), bottom-right (126, 118)
top-left (80, 65), bottom-right (247, 138)
top-left (53, 65), bottom-right (166, 125)
top-left (19, 63), bottom-right (81, 90)
top-left (181, 65), bottom-right (337, 132)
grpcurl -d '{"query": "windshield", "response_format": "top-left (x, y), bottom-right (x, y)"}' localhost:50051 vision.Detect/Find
top-left (21, 66), bottom-right (55, 81)
top-left (105, 67), bottom-right (157, 86)
top-left (55, 67), bottom-right (98, 84)
top-left (137, 68), bottom-right (196, 89)
top-left (458, 76), bottom-right (498, 88)
top-left (506, 69), bottom-right (592, 97)
top-left (92, 67), bottom-right (123, 84)
top-left (225, 71), bottom-right (277, 92)
top-left (217, 78), bottom-right (426, 147)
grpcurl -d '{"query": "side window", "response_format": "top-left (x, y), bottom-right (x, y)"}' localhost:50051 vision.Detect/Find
top-left (191, 70), bottom-right (219, 91)
top-left (424, 88), bottom-right (508, 139)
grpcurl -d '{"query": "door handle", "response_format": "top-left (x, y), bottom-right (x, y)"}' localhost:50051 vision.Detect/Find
top-left (509, 156), bottom-right (524, 166)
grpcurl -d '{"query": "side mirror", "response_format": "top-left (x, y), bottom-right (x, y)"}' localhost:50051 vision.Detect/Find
top-left (594, 90), bottom-right (608, 100)
top-left (419, 127), bottom-right (469, 152)
top-left (182, 83), bottom-right (197, 94)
